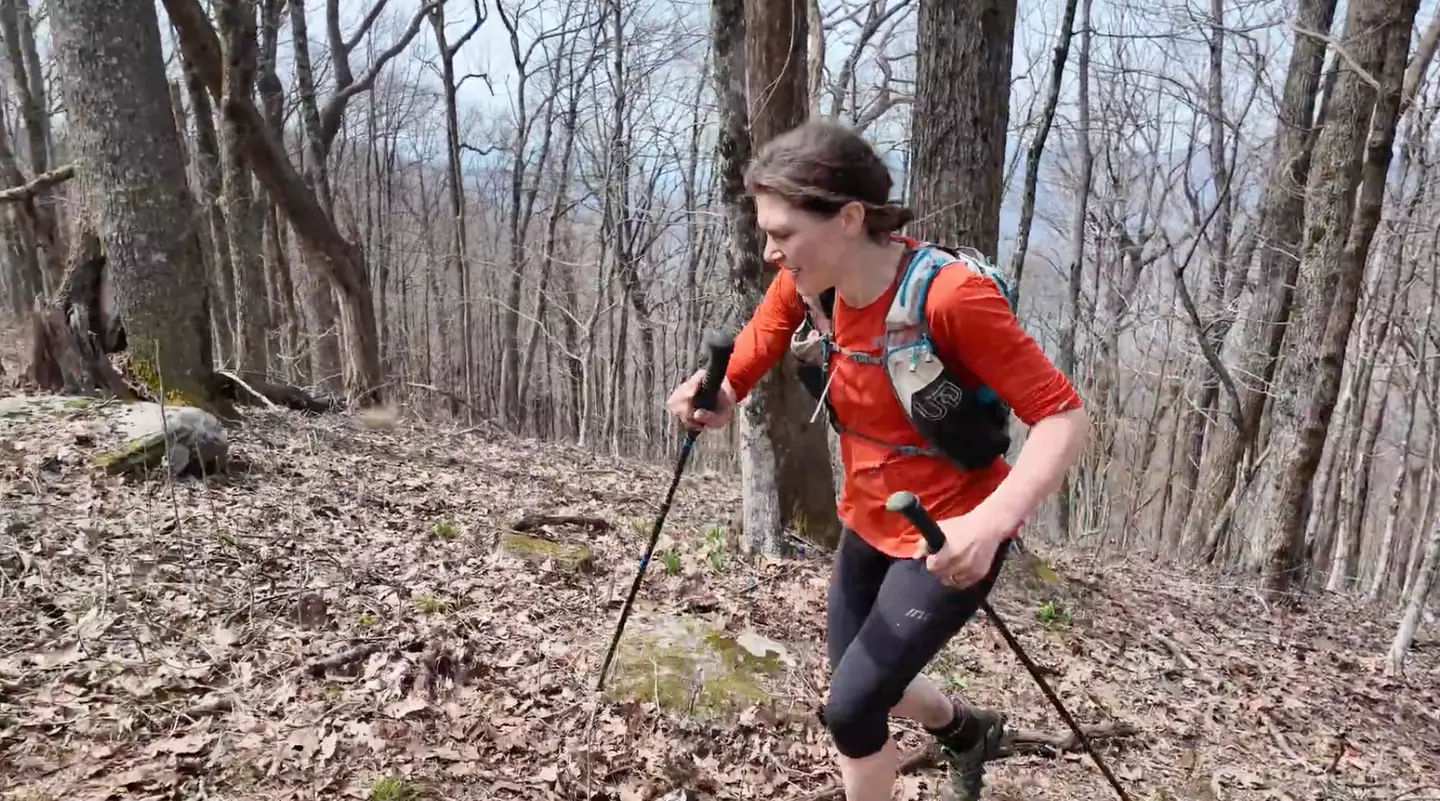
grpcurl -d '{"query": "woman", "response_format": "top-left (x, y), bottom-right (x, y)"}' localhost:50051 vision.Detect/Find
top-left (665, 120), bottom-right (1089, 801)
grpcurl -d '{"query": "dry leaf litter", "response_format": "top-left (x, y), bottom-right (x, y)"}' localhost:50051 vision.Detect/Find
top-left (0, 347), bottom-right (1436, 801)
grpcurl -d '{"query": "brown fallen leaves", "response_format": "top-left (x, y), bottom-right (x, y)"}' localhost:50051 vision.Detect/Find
top-left (1, 398), bottom-right (1437, 801)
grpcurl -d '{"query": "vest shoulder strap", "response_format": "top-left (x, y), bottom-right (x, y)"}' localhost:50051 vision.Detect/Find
top-left (885, 243), bottom-right (1016, 332)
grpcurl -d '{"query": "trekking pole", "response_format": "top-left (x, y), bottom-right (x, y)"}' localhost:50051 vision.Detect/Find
top-left (593, 331), bottom-right (734, 694)
top-left (885, 491), bottom-right (1135, 801)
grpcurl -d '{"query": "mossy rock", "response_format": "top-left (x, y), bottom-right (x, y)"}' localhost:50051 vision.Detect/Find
top-left (498, 532), bottom-right (594, 572)
top-left (95, 403), bottom-right (228, 478)
top-left (601, 612), bottom-right (796, 722)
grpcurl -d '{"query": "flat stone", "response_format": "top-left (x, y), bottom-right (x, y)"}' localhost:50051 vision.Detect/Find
top-left (600, 611), bottom-right (796, 722)
top-left (498, 532), bottom-right (594, 572)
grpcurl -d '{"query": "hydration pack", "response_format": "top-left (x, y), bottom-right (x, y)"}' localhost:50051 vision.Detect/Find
top-left (790, 241), bottom-right (1019, 471)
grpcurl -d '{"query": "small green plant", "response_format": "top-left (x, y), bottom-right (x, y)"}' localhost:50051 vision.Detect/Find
top-left (432, 520), bottom-right (459, 541)
top-left (1035, 599), bottom-right (1073, 627)
top-left (414, 594), bottom-right (447, 614)
top-left (659, 549), bottom-right (681, 575)
top-left (369, 775), bottom-right (417, 801)
top-left (359, 612), bottom-right (379, 627)
top-left (703, 525), bottom-right (726, 572)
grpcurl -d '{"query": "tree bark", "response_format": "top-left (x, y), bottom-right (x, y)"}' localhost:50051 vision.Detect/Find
top-left (907, 0), bottom-right (1017, 258)
top-left (1185, 0), bottom-right (1338, 562)
top-left (163, 0), bottom-right (384, 402)
top-left (0, 0), bottom-right (62, 282)
top-left (216, 0), bottom-right (270, 377)
top-left (50, 0), bottom-right (222, 409)
top-left (1250, 0), bottom-right (1420, 597)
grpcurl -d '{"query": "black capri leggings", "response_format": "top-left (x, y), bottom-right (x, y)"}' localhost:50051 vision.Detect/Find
top-left (821, 526), bottom-right (1010, 759)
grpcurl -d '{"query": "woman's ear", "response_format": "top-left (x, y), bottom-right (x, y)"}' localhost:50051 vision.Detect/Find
top-left (838, 200), bottom-right (867, 236)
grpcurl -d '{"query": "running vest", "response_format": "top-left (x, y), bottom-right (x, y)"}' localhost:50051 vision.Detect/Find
top-left (790, 241), bottom-right (1019, 471)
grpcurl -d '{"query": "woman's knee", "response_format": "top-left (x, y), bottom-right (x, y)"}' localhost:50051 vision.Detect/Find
top-left (820, 691), bottom-right (891, 759)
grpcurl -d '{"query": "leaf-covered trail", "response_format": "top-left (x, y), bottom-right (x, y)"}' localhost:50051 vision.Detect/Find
top-left (1, 401), bottom-right (1436, 801)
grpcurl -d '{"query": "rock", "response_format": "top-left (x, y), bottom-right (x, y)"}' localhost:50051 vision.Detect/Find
top-left (498, 532), bottom-right (594, 572)
top-left (0, 394), bottom-right (96, 419)
top-left (600, 611), bottom-right (797, 722)
top-left (96, 402), bottom-right (228, 477)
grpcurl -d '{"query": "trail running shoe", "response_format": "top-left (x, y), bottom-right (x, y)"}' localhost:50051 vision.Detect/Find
top-left (935, 705), bottom-right (1006, 801)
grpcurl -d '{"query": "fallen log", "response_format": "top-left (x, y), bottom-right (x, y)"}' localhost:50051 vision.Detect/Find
top-left (214, 370), bottom-right (345, 414)
top-left (511, 514), bottom-right (613, 534)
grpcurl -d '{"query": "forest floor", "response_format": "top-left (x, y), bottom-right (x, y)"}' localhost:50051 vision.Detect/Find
top-left (1, 328), bottom-right (1438, 801)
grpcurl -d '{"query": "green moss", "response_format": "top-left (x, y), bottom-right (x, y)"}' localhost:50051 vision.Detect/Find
top-left (499, 533), bottom-right (593, 571)
top-left (124, 334), bottom-right (206, 409)
top-left (602, 615), bottom-right (793, 721)
top-left (94, 436), bottom-right (167, 474)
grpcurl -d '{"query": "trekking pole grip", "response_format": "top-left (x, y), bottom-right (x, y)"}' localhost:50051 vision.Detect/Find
top-left (886, 490), bottom-right (948, 554)
top-left (694, 331), bottom-right (735, 413)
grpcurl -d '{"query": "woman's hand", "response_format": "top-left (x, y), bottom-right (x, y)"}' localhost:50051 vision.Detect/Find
top-left (665, 368), bottom-right (737, 430)
top-left (914, 507), bottom-right (1015, 589)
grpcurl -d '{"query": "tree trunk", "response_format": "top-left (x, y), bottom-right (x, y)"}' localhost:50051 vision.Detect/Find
top-left (1007, 0), bottom-right (1079, 300)
top-left (1250, 0), bottom-right (1418, 597)
top-left (709, 0), bottom-right (838, 553)
top-left (1387, 508), bottom-right (1439, 675)
top-left (428, 0), bottom-right (482, 412)
top-left (0, 0), bottom-right (62, 282)
top-left (51, 0), bottom-right (222, 410)
top-left (217, 0), bottom-right (270, 378)
top-left (1054, 0), bottom-right (1091, 541)
top-left (1185, 0), bottom-right (1338, 559)
top-left (164, 0), bottom-right (384, 403)
top-left (907, 0), bottom-right (1017, 258)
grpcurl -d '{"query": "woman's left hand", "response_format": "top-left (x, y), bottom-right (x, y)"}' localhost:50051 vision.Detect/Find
top-left (914, 508), bottom-right (1014, 589)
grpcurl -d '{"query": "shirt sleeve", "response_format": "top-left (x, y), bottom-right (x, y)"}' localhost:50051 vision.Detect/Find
top-left (925, 267), bottom-right (1084, 426)
top-left (726, 268), bottom-right (807, 404)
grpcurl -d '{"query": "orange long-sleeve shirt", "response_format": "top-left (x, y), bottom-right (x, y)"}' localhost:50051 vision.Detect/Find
top-left (726, 239), bottom-right (1084, 557)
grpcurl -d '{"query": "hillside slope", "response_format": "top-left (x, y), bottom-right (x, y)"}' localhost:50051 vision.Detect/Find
top-left (1, 393), bottom-right (1436, 801)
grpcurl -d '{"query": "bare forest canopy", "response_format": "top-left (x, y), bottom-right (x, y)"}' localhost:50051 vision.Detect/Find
top-left (0, 0), bottom-right (1438, 755)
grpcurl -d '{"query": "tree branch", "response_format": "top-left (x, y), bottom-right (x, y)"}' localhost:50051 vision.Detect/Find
top-left (319, 0), bottom-right (439, 148)
top-left (0, 163), bottom-right (73, 202)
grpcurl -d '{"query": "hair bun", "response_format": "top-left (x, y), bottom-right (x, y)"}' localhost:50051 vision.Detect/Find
top-left (891, 204), bottom-right (914, 230)
top-left (865, 202), bottom-right (913, 234)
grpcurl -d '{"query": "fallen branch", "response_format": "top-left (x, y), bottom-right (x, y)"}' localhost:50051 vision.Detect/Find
top-left (216, 370), bottom-right (280, 410)
top-left (511, 514), bottom-right (612, 534)
top-left (800, 721), bottom-right (1139, 800)
top-left (306, 641), bottom-right (386, 678)
top-left (215, 371), bottom-right (345, 414)
top-left (1155, 632), bottom-right (1199, 671)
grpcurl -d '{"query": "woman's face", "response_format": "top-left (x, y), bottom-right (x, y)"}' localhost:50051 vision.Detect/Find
top-left (754, 191), bottom-right (865, 297)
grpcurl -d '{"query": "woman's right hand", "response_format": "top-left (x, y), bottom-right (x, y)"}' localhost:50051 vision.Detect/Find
top-left (666, 368), bottom-right (737, 430)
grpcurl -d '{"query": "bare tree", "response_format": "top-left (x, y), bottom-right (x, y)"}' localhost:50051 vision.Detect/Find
top-left (908, 0), bottom-right (1016, 257)
top-left (1249, 0), bottom-right (1420, 597)
top-left (51, 0), bottom-right (223, 408)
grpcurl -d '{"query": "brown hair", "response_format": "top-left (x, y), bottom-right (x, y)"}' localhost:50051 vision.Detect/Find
top-left (743, 119), bottom-right (914, 239)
